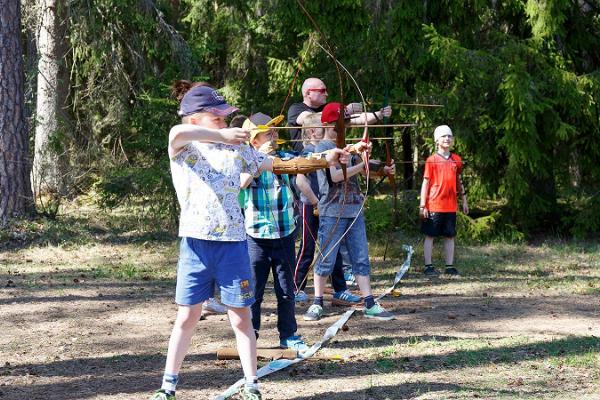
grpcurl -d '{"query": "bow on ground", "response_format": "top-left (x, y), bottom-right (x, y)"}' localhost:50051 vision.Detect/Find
top-left (214, 245), bottom-right (415, 400)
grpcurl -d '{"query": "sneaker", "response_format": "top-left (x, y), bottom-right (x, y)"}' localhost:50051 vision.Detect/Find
top-left (344, 271), bottom-right (356, 286)
top-left (295, 290), bottom-right (309, 302)
top-left (423, 266), bottom-right (440, 277)
top-left (364, 302), bottom-right (395, 321)
top-left (238, 386), bottom-right (262, 400)
top-left (331, 289), bottom-right (361, 306)
top-left (280, 335), bottom-right (309, 353)
top-left (150, 390), bottom-right (175, 400)
top-left (303, 304), bottom-right (323, 321)
top-left (203, 298), bottom-right (228, 314)
top-left (445, 266), bottom-right (460, 276)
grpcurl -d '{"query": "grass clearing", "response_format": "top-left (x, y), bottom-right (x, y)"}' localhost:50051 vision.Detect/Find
top-left (1, 206), bottom-right (599, 399)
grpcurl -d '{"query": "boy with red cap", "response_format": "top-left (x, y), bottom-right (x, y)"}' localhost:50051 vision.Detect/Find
top-left (294, 113), bottom-right (361, 306)
top-left (419, 125), bottom-right (469, 277)
top-left (150, 82), bottom-right (353, 400)
top-left (303, 102), bottom-right (396, 322)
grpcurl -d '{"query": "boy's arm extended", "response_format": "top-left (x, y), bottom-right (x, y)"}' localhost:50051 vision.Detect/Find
top-left (329, 142), bottom-right (373, 182)
top-left (256, 141), bottom-right (368, 176)
top-left (329, 161), bottom-right (366, 182)
top-left (349, 105), bottom-right (392, 125)
top-left (258, 148), bottom-right (349, 175)
top-left (168, 124), bottom-right (249, 158)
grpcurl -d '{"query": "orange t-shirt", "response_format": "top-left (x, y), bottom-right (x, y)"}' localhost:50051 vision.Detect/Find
top-left (423, 153), bottom-right (463, 212)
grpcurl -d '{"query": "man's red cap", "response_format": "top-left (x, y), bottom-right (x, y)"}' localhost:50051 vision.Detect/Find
top-left (321, 102), bottom-right (351, 123)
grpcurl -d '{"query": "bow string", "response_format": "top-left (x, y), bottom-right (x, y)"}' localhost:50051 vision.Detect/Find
top-left (296, 0), bottom-right (372, 262)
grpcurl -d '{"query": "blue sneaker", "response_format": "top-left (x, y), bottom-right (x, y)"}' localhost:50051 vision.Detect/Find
top-left (280, 335), bottom-right (309, 353)
top-left (344, 271), bottom-right (356, 286)
top-left (331, 289), bottom-right (361, 306)
top-left (295, 290), bottom-right (309, 302)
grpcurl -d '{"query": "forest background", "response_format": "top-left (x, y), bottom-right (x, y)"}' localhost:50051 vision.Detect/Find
top-left (2, 0), bottom-right (600, 240)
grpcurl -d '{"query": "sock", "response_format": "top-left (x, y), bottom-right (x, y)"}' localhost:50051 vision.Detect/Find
top-left (364, 295), bottom-right (375, 309)
top-left (244, 375), bottom-right (259, 391)
top-left (161, 372), bottom-right (178, 394)
top-left (313, 296), bottom-right (323, 307)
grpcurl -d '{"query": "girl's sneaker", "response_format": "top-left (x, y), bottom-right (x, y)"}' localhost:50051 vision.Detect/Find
top-left (303, 304), bottom-right (323, 321)
top-left (150, 390), bottom-right (175, 400)
top-left (364, 302), bottom-right (395, 321)
top-left (239, 386), bottom-right (262, 400)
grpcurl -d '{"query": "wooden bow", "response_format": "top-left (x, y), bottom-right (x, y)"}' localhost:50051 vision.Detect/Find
top-left (335, 103), bottom-right (347, 180)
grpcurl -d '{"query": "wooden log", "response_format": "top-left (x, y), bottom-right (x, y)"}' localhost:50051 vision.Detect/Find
top-left (217, 347), bottom-right (298, 360)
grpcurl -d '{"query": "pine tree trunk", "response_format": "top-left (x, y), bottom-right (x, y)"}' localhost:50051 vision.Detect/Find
top-left (33, 0), bottom-right (68, 196)
top-left (0, 0), bottom-right (35, 225)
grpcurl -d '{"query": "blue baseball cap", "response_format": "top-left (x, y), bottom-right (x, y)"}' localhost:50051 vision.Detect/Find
top-left (178, 85), bottom-right (239, 117)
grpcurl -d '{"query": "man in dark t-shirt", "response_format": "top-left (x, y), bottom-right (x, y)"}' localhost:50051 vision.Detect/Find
top-left (286, 77), bottom-right (377, 152)
top-left (286, 77), bottom-right (329, 153)
top-left (287, 78), bottom-right (363, 299)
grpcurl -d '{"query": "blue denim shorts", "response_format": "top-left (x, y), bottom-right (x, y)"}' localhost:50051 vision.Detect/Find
top-left (175, 237), bottom-right (255, 308)
top-left (315, 215), bottom-right (370, 277)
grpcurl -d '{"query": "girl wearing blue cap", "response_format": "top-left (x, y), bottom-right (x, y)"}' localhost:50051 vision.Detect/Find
top-left (151, 81), bottom-right (355, 400)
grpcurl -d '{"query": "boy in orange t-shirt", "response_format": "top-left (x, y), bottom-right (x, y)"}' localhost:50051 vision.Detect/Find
top-left (419, 125), bottom-right (469, 277)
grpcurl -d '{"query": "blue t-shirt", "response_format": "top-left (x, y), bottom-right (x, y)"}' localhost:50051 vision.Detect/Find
top-left (315, 140), bottom-right (364, 218)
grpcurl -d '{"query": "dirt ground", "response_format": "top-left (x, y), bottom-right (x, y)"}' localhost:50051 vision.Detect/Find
top-left (1, 242), bottom-right (600, 400)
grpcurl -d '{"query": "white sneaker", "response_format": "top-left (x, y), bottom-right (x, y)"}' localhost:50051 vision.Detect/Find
top-left (203, 298), bottom-right (228, 314)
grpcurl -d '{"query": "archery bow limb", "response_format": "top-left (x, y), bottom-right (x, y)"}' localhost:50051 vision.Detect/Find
top-left (335, 103), bottom-right (347, 180)
top-left (295, 0), bottom-right (348, 169)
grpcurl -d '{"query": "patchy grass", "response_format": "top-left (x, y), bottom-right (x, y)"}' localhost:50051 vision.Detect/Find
top-left (1, 205), bottom-right (600, 400)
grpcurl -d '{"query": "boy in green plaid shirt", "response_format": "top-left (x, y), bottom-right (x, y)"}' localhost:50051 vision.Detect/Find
top-left (239, 113), bottom-right (308, 352)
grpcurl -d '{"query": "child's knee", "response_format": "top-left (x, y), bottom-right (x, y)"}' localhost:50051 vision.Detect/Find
top-left (175, 304), bottom-right (203, 330)
top-left (227, 306), bottom-right (253, 329)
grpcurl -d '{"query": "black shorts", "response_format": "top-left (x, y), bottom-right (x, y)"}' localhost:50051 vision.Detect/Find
top-left (421, 212), bottom-right (457, 238)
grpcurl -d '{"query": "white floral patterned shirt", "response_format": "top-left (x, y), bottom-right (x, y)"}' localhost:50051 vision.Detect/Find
top-left (170, 142), bottom-right (266, 241)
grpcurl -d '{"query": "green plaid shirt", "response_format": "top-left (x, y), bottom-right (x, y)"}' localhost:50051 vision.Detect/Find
top-left (240, 169), bottom-right (296, 239)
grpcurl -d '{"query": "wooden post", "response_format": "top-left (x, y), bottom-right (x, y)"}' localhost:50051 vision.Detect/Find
top-left (217, 347), bottom-right (298, 360)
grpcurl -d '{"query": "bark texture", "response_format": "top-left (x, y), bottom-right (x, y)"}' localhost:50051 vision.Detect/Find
top-left (33, 0), bottom-right (68, 196)
top-left (0, 0), bottom-right (34, 224)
